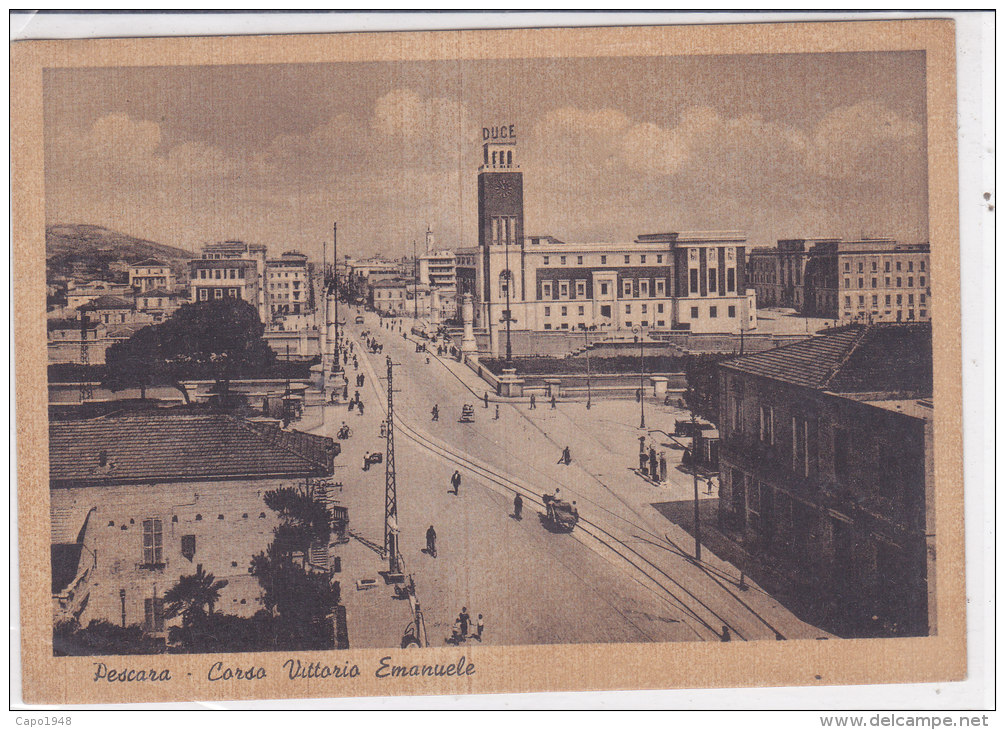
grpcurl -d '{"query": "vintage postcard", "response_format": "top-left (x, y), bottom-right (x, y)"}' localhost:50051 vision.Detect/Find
top-left (12, 18), bottom-right (965, 704)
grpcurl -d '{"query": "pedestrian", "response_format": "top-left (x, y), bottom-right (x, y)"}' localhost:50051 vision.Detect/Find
top-left (357, 401), bottom-right (365, 416)
top-left (558, 446), bottom-right (571, 465)
top-left (473, 614), bottom-right (484, 642)
top-left (451, 470), bottom-right (461, 495)
top-left (706, 477), bottom-right (715, 495)
top-left (362, 452), bottom-right (370, 471)
top-left (721, 626), bottom-right (731, 642)
top-left (529, 394), bottom-right (536, 410)
top-left (459, 607), bottom-right (470, 636)
top-left (425, 525), bottom-right (436, 557)
top-left (550, 394), bottom-right (556, 410)
top-left (494, 404), bottom-right (499, 420)
top-left (484, 392), bottom-right (489, 408)
top-left (513, 494), bottom-right (523, 520)
top-left (431, 404), bottom-right (439, 421)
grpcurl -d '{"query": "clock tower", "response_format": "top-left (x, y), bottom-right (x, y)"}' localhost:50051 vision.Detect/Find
top-left (477, 138), bottom-right (523, 250)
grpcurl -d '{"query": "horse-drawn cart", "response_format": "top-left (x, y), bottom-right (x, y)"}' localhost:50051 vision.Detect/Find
top-left (542, 493), bottom-right (579, 532)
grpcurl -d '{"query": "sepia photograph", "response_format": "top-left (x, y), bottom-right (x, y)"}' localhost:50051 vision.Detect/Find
top-left (12, 16), bottom-right (974, 705)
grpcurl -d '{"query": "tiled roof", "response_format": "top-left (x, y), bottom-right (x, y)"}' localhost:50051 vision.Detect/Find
top-left (49, 413), bottom-right (336, 487)
top-left (77, 295), bottom-right (133, 311)
top-left (721, 323), bottom-right (932, 396)
top-left (138, 288), bottom-right (177, 298)
top-left (132, 258), bottom-right (168, 267)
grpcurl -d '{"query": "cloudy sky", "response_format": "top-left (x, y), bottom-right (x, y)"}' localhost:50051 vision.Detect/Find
top-left (44, 51), bottom-right (928, 260)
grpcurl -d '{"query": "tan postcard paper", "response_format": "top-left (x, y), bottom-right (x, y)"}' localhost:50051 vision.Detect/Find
top-left (12, 18), bottom-right (965, 704)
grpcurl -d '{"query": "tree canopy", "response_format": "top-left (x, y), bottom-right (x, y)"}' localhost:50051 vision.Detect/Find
top-left (102, 298), bottom-right (277, 399)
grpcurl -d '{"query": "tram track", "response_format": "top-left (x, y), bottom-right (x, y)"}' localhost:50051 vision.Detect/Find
top-left (347, 320), bottom-right (789, 644)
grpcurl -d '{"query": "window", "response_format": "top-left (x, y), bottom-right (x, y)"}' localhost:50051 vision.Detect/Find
top-left (871, 278), bottom-right (877, 288)
top-left (908, 294), bottom-right (914, 305)
top-left (690, 306), bottom-right (699, 319)
top-left (600, 255), bottom-right (607, 265)
top-left (623, 280), bottom-right (633, 297)
top-left (897, 294), bottom-right (903, 305)
top-left (759, 405), bottom-right (774, 444)
top-left (885, 295), bottom-right (891, 306)
top-left (600, 304), bottom-right (611, 318)
top-left (896, 261), bottom-right (902, 271)
top-left (657, 303), bottom-right (664, 313)
top-left (560, 256), bottom-right (566, 265)
top-left (896, 277), bottom-right (902, 287)
top-left (871, 261), bottom-right (878, 272)
top-left (214, 289), bottom-right (223, 299)
top-left (657, 255), bottom-right (663, 263)
top-left (885, 276), bottom-right (891, 286)
top-left (728, 305), bottom-right (736, 318)
top-left (543, 256), bottom-right (549, 265)
top-left (199, 289), bottom-right (209, 302)
top-left (543, 323), bottom-right (552, 330)
top-left (657, 320), bottom-right (665, 327)
top-left (181, 534), bottom-right (196, 561)
top-left (858, 278), bottom-right (864, 288)
top-left (858, 295), bottom-right (865, 306)
top-left (689, 269), bottom-right (699, 294)
top-left (709, 306), bottom-right (717, 318)
top-left (578, 305), bottom-right (584, 316)
top-left (844, 278), bottom-right (850, 288)
top-left (885, 261), bottom-right (891, 272)
top-left (599, 282), bottom-right (609, 296)
top-left (920, 294), bottom-right (926, 304)
top-left (844, 262), bottom-right (850, 272)
top-left (908, 261), bottom-right (914, 272)
top-left (641, 255), bottom-right (647, 264)
top-left (920, 260), bottom-right (926, 272)
top-left (144, 597), bottom-right (165, 632)
top-left (561, 306), bottom-right (567, 316)
top-left (872, 295), bottom-right (878, 306)
top-left (559, 281), bottom-right (569, 298)
top-left (727, 268), bottom-right (736, 292)
top-left (641, 304), bottom-right (648, 315)
top-left (655, 279), bottom-right (665, 296)
top-left (920, 276), bottom-right (926, 287)
top-left (575, 281), bottom-right (586, 298)
top-left (576, 256), bottom-right (583, 265)
top-left (708, 268), bottom-right (717, 292)
top-left (542, 282), bottom-right (553, 299)
top-left (625, 304), bottom-right (632, 315)
top-left (543, 306), bottom-right (551, 317)
top-left (639, 280), bottom-right (649, 297)
top-left (624, 255), bottom-right (631, 264)
top-left (142, 518), bottom-right (163, 566)
top-left (858, 262), bottom-right (864, 273)
top-left (844, 295), bottom-right (851, 307)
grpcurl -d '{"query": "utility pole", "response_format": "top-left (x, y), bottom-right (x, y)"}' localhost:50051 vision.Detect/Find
top-left (413, 239), bottom-right (418, 321)
top-left (691, 400), bottom-right (702, 561)
top-left (333, 222), bottom-right (339, 359)
top-left (384, 356), bottom-right (400, 573)
top-left (634, 326), bottom-right (646, 429)
top-left (583, 324), bottom-right (592, 410)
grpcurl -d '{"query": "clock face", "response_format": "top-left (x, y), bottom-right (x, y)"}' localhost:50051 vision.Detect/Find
top-left (497, 177), bottom-right (517, 199)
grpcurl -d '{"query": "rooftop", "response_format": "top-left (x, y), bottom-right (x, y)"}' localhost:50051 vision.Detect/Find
top-left (49, 413), bottom-right (337, 487)
top-left (77, 295), bottom-right (133, 311)
top-left (131, 258), bottom-right (169, 268)
top-left (721, 323), bottom-right (932, 397)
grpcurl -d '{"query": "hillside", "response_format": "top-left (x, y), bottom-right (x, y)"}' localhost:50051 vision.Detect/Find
top-left (46, 224), bottom-right (194, 284)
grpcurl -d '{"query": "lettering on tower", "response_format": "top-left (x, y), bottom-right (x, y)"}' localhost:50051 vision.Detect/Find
top-left (482, 124), bottom-right (516, 140)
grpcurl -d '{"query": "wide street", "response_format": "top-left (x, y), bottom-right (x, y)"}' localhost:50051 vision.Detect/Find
top-left (315, 308), bottom-right (828, 647)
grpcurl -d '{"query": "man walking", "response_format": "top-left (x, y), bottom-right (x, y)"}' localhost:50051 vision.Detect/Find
top-left (425, 525), bottom-right (437, 558)
top-left (483, 392), bottom-right (489, 408)
top-left (529, 394), bottom-right (536, 410)
top-left (450, 470), bottom-right (461, 495)
top-left (459, 607), bottom-right (470, 637)
top-left (473, 614), bottom-right (485, 642)
top-left (513, 494), bottom-right (523, 520)
top-left (550, 394), bottom-right (557, 410)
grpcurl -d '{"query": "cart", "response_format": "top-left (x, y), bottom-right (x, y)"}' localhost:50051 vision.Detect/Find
top-left (459, 404), bottom-right (475, 423)
top-left (542, 493), bottom-right (579, 532)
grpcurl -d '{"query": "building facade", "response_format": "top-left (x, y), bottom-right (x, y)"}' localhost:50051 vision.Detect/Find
top-left (266, 251), bottom-right (311, 318)
top-left (749, 238), bottom-right (931, 324)
top-left (716, 323), bottom-right (935, 637)
top-left (128, 259), bottom-right (176, 293)
top-left (193, 241), bottom-right (269, 321)
top-left (454, 132), bottom-right (756, 353)
top-left (49, 413), bottom-right (338, 635)
top-left (135, 289), bottom-right (182, 322)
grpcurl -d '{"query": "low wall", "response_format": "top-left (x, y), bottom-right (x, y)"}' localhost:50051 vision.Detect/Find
top-left (519, 372), bottom-right (687, 398)
top-left (49, 378), bottom-right (314, 405)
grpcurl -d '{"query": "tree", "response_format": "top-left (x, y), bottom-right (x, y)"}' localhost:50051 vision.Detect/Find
top-left (683, 354), bottom-right (726, 423)
top-left (163, 564), bottom-right (229, 629)
top-left (102, 298), bottom-right (277, 401)
top-left (249, 486), bottom-right (338, 650)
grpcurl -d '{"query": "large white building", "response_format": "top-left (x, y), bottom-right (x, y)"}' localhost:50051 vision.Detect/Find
top-left (266, 251), bottom-right (311, 318)
top-left (190, 241), bottom-right (269, 321)
top-left (454, 130), bottom-right (755, 352)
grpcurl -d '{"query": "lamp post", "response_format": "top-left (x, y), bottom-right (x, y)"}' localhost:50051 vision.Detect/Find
top-left (633, 325), bottom-right (645, 429)
top-left (685, 388), bottom-right (702, 561)
top-left (581, 323), bottom-right (592, 410)
top-left (503, 234), bottom-right (513, 362)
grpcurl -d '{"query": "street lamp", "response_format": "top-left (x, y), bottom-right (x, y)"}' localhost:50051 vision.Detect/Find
top-left (684, 386), bottom-right (702, 561)
top-left (503, 234), bottom-right (513, 362)
top-left (580, 323), bottom-right (592, 409)
top-left (633, 325), bottom-right (645, 429)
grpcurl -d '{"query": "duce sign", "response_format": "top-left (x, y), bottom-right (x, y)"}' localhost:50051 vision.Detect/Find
top-left (483, 124), bottom-right (516, 140)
